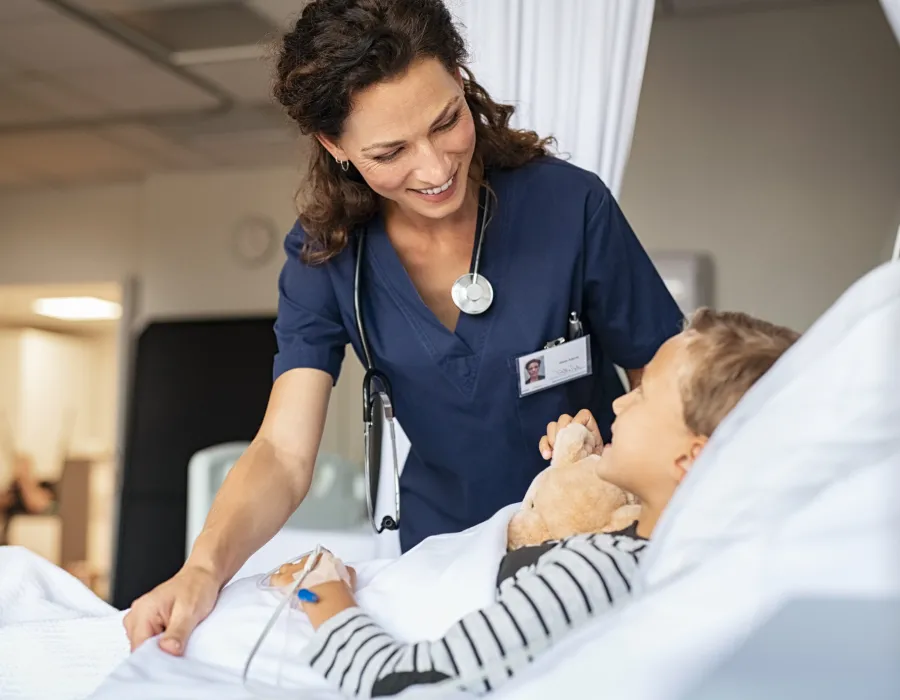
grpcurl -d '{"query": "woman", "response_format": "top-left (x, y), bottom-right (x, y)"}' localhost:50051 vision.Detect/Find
top-left (123, 0), bottom-right (683, 655)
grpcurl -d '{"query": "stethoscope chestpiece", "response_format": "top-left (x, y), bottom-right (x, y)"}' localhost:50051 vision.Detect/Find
top-left (451, 272), bottom-right (494, 315)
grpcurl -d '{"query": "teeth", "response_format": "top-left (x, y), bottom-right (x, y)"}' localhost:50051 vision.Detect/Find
top-left (418, 176), bottom-right (453, 196)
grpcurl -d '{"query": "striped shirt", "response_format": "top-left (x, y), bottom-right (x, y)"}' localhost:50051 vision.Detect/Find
top-left (299, 530), bottom-right (647, 698)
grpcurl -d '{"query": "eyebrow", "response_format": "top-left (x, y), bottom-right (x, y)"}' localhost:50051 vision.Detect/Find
top-left (361, 97), bottom-right (460, 154)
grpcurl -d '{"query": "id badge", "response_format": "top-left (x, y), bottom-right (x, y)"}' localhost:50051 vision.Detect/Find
top-left (516, 336), bottom-right (593, 397)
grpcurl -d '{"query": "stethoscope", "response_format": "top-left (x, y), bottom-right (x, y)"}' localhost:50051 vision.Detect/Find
top-left (355, 185), bottom-right (492, 534)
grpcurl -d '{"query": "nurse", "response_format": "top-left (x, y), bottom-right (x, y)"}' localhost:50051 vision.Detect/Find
top-left (123, 0), bottom-right (683, 655)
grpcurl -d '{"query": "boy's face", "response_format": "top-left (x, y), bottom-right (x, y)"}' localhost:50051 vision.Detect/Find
top-left (597, 334), bottom-right (707, 502)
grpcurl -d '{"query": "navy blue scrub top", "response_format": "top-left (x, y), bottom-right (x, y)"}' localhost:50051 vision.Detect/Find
top-left (273, 156), bottom-right (684, 552)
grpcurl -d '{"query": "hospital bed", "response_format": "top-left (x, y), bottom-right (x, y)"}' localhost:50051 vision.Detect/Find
top-left (185, 443), bottom-right (395, 581)
top-left (2, 258), bottom-right (899, 700)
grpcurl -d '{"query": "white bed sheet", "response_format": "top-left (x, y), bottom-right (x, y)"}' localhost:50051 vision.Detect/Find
top-left (87, 503), bottom-right (514, 700)
top-left (0, 546), bottom-right (129, 700)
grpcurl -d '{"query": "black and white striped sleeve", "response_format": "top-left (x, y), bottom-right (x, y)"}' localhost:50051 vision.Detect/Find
top-left (298, 533), bottom-right (645, 698)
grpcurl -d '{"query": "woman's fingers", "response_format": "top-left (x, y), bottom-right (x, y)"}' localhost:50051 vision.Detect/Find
top-left (540, 414), bottom-right (573, 460)
top-left (539, 435), bottom-right (552, 460)
top-left (573, 408), bottom-right (603, 453)
top-left (123, 600), bottom-right (166, 652)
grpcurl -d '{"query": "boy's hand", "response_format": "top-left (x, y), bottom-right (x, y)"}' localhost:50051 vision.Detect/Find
top-left (272, 550), bottom-right (357, 590)
top-left (539, 409), bottom-right (603, 460)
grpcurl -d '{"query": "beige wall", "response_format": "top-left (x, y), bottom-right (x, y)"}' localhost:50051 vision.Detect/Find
top-left (0, 332), bottom-right (22, 485)
top-left (0, 0), bottom-right (897, 474)
top-left (621, 0), bottom-right (900, 331)
top-left (0, 184), bottom-right (140, 287)
top-left (0, 163), bottom-right (365, 471)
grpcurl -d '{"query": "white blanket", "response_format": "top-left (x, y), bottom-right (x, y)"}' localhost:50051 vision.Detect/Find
top-left (0, 503), bottom-right (514, 700)
top-left (0, 547), bottom-right (130, 700)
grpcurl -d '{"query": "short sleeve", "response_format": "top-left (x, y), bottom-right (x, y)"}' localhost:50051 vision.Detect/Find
top-left (583, 182), bottom-right (684, 369)
top-left (272, 221), bottom-right (350, 384)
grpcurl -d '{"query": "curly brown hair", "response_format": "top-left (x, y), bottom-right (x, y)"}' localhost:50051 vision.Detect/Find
top-left (273, 0), bottom-right (555, 264)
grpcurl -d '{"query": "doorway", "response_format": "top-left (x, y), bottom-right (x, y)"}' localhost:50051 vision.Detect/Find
top-left (0, 282), bottom-right (124, 600)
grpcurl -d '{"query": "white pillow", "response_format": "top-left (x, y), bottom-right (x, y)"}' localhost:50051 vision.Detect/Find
top-left (641, 260), bottom-right (900, 587)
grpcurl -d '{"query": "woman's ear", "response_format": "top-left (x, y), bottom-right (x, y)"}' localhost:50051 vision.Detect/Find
top-left (315, 133), bottom-right (347, 164)
top-left (673, 436), bottom-right (708, 483)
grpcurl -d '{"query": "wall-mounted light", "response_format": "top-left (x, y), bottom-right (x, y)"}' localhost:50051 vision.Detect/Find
top-left (32, 297), bottom-right (122, 321)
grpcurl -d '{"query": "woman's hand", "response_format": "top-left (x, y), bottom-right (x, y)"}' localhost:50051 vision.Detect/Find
top-left (123, 563), bottom-right (221, 655)
top-left (539, 408), bottom-right (603, 460)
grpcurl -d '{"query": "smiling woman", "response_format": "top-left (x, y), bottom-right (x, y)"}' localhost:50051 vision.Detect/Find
top-left (122, 0), bottom-right (684, 658)
top-left (272, 1), bottom-right (554, 266)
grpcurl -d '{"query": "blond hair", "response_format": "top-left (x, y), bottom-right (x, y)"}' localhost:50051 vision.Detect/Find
top-left (680, 308), bottom-right (800, 437)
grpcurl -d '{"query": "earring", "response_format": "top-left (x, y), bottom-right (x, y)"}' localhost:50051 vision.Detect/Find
top-left (337, 158), bottom-right (349, 172)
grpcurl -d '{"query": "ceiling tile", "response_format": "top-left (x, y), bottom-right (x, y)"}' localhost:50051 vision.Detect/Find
top-left (110, 1), bottom-right (277, 52)
top-left (0, 16), bottom-right (149, 73)
top-left (66, 65), bottom-right (220, 113)
top-left (0, 130), bottom-right (153, 182)
top-left (71, 0), bottom-right (227, 13)
top-left (0, 81), bottom-right (59, 126)
top-left (150, 102), bottom-right (289, 139)
top-left (7, 72), bottom-right (116, 123)
top-left (189, 128), bottom-right (303, 167)
top-left (0, 0), bottom-right (66, 22)
top-left (247, 0), bottom-right (307, 29)
top-left (188, 57), bottom-right (276, 103)
top-left (98, 124), bottom-right (213, 168)
top-left (0, 156), bottom-right (36, 187)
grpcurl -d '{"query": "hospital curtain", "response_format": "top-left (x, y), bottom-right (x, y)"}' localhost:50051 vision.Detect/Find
top-left (450, 0), bottom-right (655, 198)
top-left (880, 1), bottom-right (900, 261)
top-left (882, 0), bottom-right (900, 43)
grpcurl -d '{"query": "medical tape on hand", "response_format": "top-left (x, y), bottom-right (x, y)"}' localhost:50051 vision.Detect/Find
top-left (242, 544), bottom-right (324, 697)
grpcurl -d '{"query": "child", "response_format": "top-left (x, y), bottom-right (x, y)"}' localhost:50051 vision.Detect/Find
top-left (294, 309), bottom-right (800, 698)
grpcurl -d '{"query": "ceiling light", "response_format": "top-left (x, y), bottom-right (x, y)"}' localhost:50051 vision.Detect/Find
top-left (32, 297), bottom-right (122, 321)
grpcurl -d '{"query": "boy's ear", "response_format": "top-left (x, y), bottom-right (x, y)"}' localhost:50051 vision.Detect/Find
top-left (673, 436), bottom-right (708, 483)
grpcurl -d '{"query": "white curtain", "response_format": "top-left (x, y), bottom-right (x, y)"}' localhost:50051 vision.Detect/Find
top-left (881, 1), bottom-right (900, 261)
top-left (450, 0), bottom-right (655, 198)
top-left (882, 0), bottom-right (900, 43)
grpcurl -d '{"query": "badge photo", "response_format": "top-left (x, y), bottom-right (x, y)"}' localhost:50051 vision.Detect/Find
top-left (517, 336), bottom-right (593, 397)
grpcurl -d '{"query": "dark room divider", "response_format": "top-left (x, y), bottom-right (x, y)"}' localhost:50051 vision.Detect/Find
top-left (112, 316), bottom-right (277, 610)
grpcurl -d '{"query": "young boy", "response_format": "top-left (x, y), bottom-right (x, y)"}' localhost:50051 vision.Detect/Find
top-left (294, 309), bottom-right (800, 698)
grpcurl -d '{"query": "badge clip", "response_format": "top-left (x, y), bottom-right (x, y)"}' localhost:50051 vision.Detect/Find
top-left (544, 337), bottom-right (566, 350)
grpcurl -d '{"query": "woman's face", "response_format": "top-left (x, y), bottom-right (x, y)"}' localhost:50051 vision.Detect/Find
top-left (320, 57), bottom-right (478, 221)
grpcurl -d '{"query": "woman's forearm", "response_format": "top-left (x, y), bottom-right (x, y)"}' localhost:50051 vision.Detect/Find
top-left (186, 437), bottom-right (314, 585)
top-left (186, 368), bottom-right (333, 586)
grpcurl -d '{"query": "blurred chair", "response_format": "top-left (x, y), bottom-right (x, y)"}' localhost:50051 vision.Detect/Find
top-left (186, 442), bottom-right (380, 581)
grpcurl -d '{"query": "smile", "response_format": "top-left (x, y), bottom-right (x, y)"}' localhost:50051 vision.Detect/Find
top-left (413, 174), bottom-right (454, 196)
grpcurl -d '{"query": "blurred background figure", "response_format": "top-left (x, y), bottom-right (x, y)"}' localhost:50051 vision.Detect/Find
top-left (0, 453), bottom-right (58, 546)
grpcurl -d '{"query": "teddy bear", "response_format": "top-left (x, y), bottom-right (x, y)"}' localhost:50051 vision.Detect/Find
top-left (506, 422), bottom-right (641, 550)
